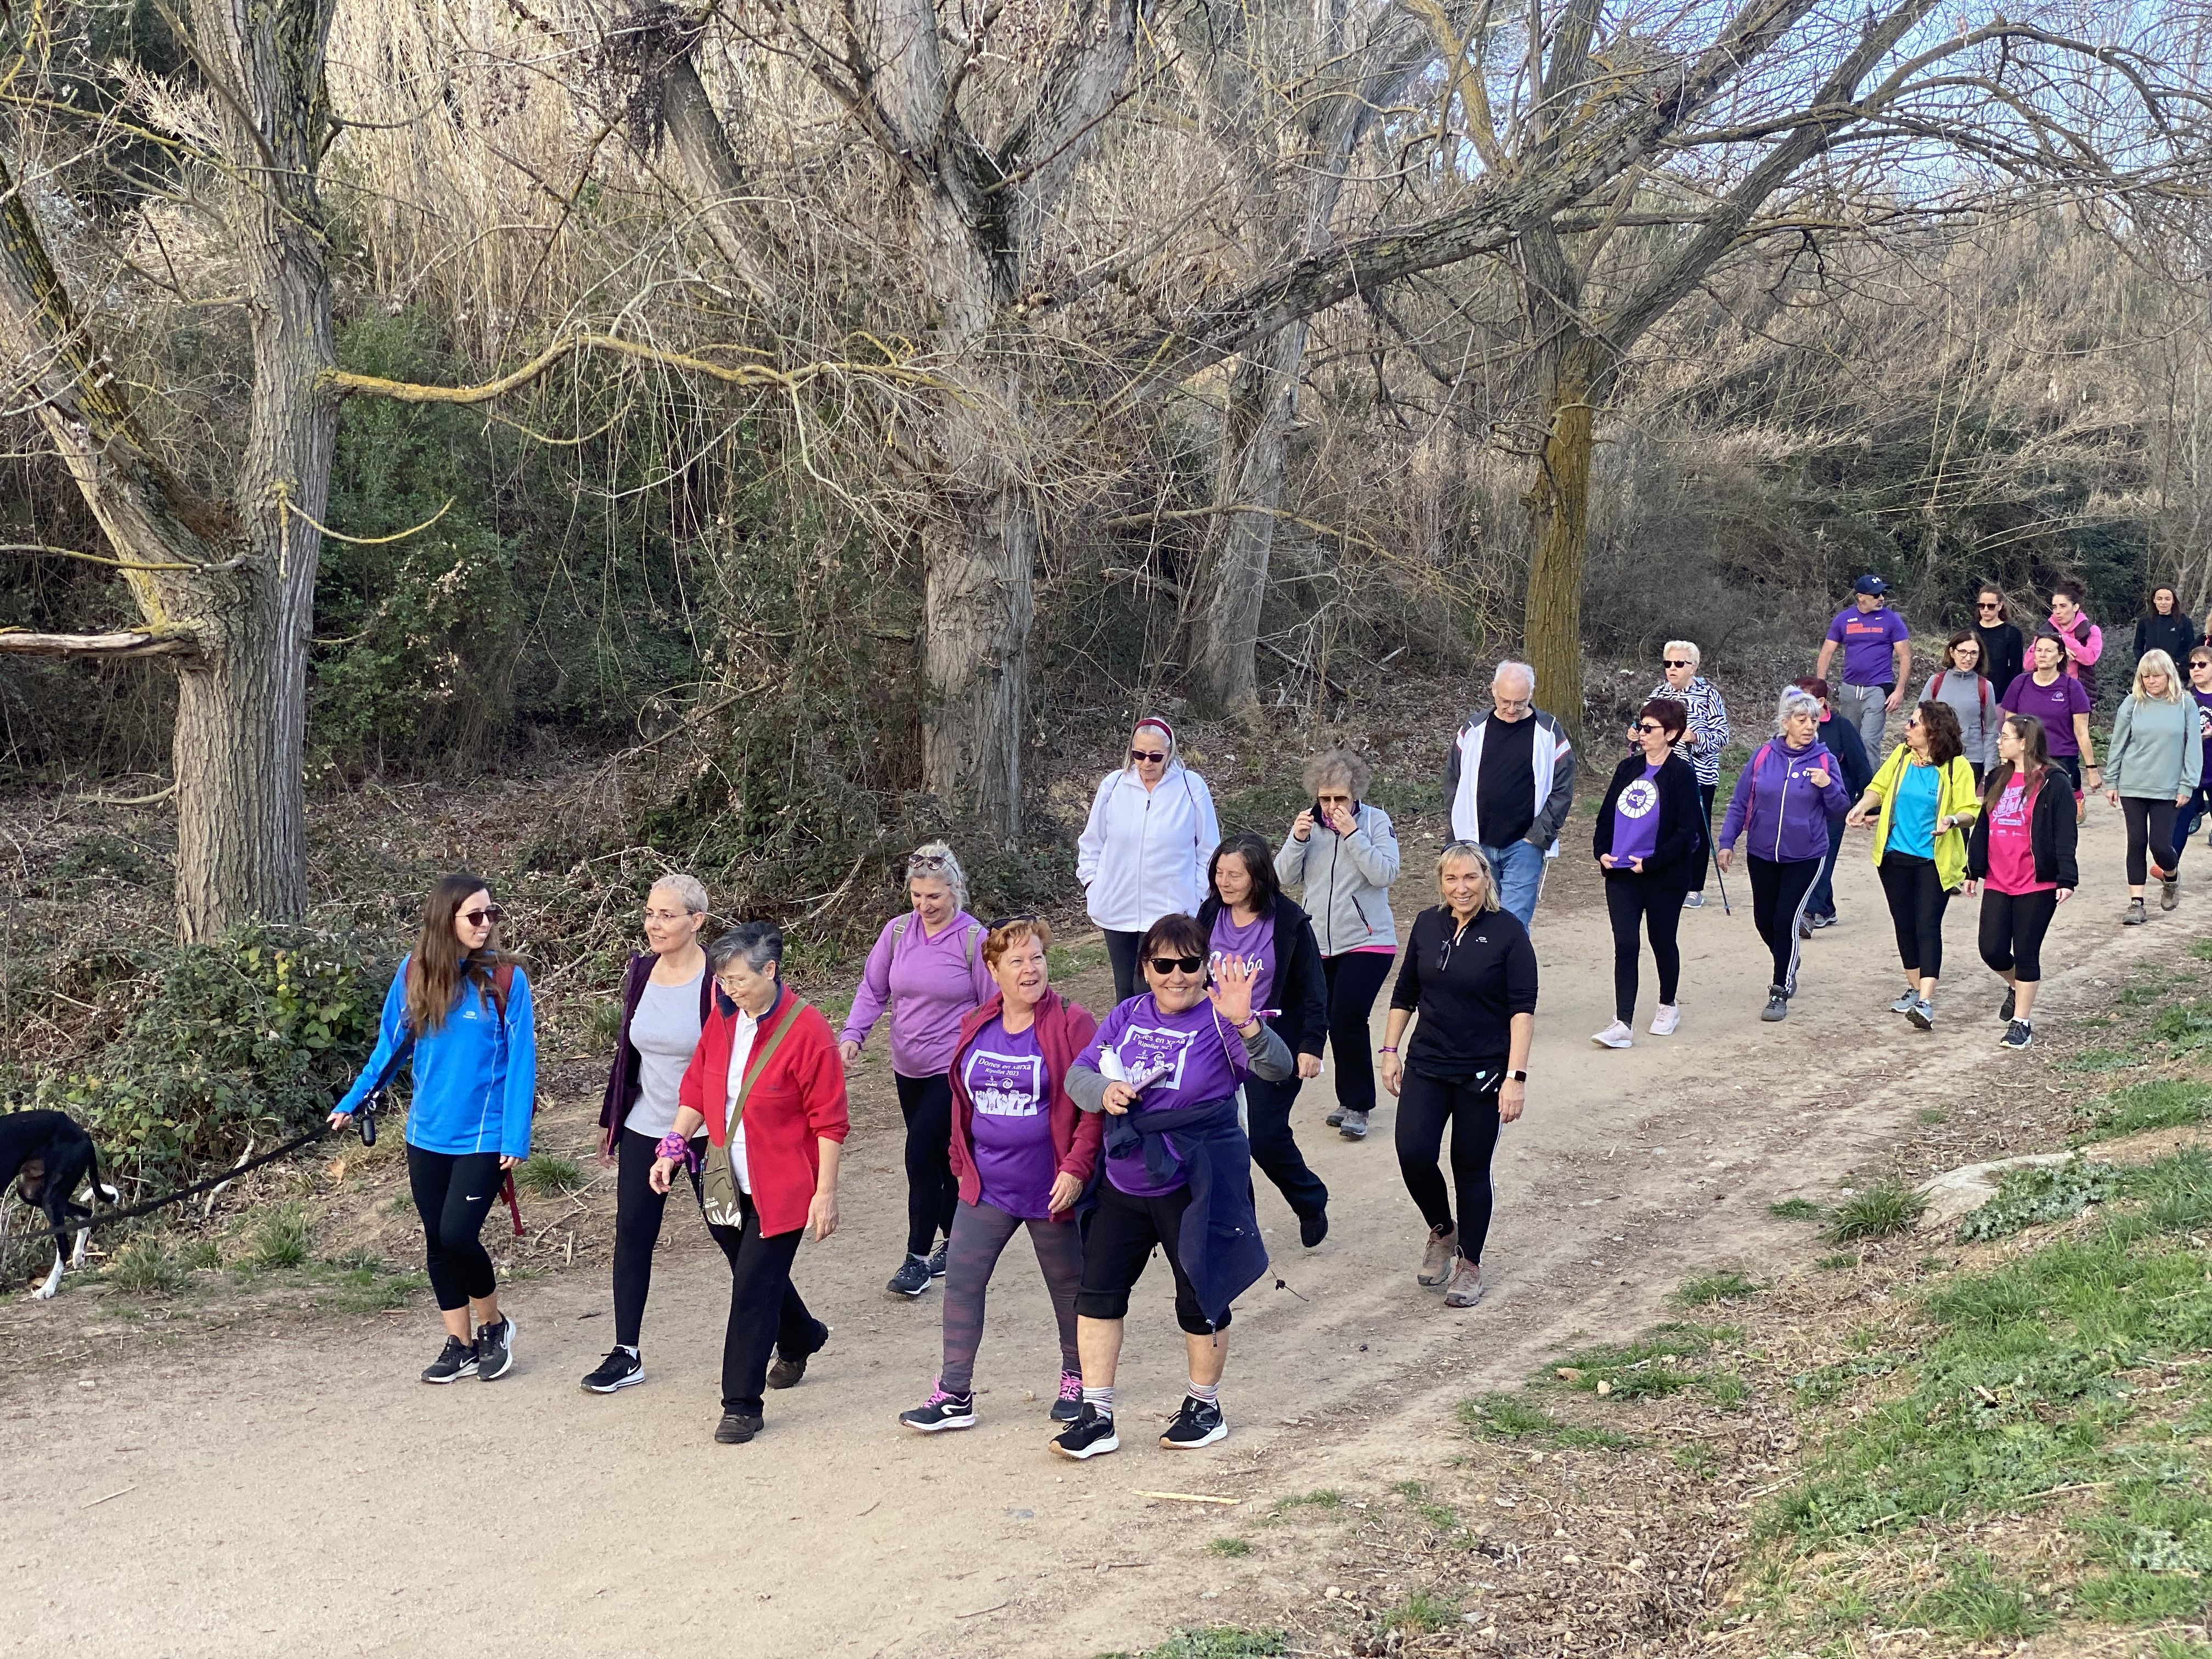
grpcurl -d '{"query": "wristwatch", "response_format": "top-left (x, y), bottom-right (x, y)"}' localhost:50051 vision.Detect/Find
top-left (1505, 1069), bottom-right (1529, 1082)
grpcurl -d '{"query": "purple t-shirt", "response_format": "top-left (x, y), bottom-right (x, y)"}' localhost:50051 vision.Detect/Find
top-left (1208, 910), bottom-right (1278, 1015)
top-left (2192, 689), bottom-right (2212, 782)
top-left (1827, 605), bottom-right (1911, 687)
top-left (962, 1017), bottom-right (1056, 1220)
top-left (1609, 764), bottom-right (1663, 865)
top-left (2002, 672), bottom-right (2092, 758)
top-left (1079, 994), bottom-right (1251, 1197)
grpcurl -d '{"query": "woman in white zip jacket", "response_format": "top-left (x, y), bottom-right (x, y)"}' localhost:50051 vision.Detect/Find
top-left (1077, 717), bottom-right (1222, 1001)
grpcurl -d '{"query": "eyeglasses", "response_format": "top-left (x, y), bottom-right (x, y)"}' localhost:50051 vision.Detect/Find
top-left (1130, 749), bottom-right (1167, 764)
top-left (1977, 601), bottom-right (2002, 611)
top-left (460, 906), bottom-right (504, 927)
top-left (644, 907), bottom-right (693, 923)
top-left (1663, 659), bottom-right (1692, 669)
top-left (1148, 955), bottom-right (1205, 975)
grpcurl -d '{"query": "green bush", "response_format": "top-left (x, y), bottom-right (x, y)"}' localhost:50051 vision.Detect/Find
top-left (1826, 1182), bottom-right (1923, 1241)
top-left (104, 1237), bottom-right (185, 1294)
top-left (518, 1154), bottom-right (584, 1195)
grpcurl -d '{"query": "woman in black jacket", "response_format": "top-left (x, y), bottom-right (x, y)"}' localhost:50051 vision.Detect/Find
top-left (2136, 585), bottom-right (2199, 675)
top-left (1964, 715), bottom-right (2079, 1052)
top-left (1199, 833), bottom-right (1332, 1246)
top-left (1972, 583), bottom-right (2026, 701)
top-left (1590, 698), bottom-right (1707, 1048)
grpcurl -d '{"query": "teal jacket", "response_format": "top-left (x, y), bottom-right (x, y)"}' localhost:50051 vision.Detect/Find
top-left (336, 957), bottom-right (537, 1160)
top-left (2108, 695), bottom-right (2205, 800)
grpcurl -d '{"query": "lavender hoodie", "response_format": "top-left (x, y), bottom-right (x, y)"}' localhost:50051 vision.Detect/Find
top-left (1718, 738), bottom-right (1852, 865)
top-left (839, 910), bottom-right (995, 1077)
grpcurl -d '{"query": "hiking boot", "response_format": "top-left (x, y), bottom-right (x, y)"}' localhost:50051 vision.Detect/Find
top-left (898, 1386), bottom-right (976, 1433)
top-left (714, 1410), bottom-right (763, 1444)
top-left (1999, 1019), bottom-right (2034, 1051)
top-left (1999, 985), bottom-right (2017, 1023)
top-left (1442, 1256), bottom-right (1485, 1309)
top-left (1888, 987), bottom-right (1921, 1014)
top-left (887, 1255), bottom-right (932, 1298)
top-left (1297, 1205), bottom-right (1329, 1249)
top-left (1324, 1104), bottom-right (1347, 1129)
top-left (1590, 1019), bottom-right (1634, 1050)
top-left (421, 1335), bottom-right (478, 1385)
top-left (1418, 1226), bottom-right (1458, 1287)
top-left (1161, 1396), bottom-right (1228, 1450)
top-left (581, 1347), bottom-right (642, 1394)
top-left (475, 1316), bottom-right (515, 1382)
top-left (2162, 872), bottom-right (2181, 911)
top-left (2123, 898), bottom-right (2149, 926)
top-left (1338, 1109), bottom-right (1369, 1141)
top-left (1049, 1402), bottom-right (1120, 1460)
top-left (1051, 1370), bottom-right (1084, 1423)
top-left (768, 1319), bottom-right (829, 1390)
top-left (1649, 1004), bottom-right (1680, 1037)
top-left (927, 1243), bottom-right (949, 1279)
top-left (1906, 998), bottom-right (1935, 1032)
top-left (1761, 987), bottom-right (1790, 1023)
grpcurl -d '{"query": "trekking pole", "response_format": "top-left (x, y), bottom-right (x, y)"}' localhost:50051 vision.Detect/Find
top-left (1714, 861), bottom-right (1733, 916)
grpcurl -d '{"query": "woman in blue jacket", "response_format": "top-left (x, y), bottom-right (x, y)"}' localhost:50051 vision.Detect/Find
top-left (1716, 689), bottom-right (1852, 1022)
top-left (331, 872), bottom-right (537, 1385)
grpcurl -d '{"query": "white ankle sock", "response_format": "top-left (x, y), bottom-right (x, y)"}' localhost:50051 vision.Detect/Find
top-left (1187, 1380), bottom-right (1220, 1406)
top-left (1082, 1385), bottom-right (1116, 1417)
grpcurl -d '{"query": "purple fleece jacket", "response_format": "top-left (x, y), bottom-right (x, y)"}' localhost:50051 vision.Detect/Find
top-left (839, 910), bottom-right (995, 1078)
top-left (1718, 738), bottom-right (1852, 865)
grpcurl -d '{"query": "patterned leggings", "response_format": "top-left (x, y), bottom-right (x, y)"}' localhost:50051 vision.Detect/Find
top-left (938, 1198), bottom-right (1083, 1396)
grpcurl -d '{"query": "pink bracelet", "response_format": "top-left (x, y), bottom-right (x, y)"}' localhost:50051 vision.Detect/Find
top-left (1379, 1046), bottom-right (1398, 1054)
top-left (655, 1132), bottom-right (690, 1161)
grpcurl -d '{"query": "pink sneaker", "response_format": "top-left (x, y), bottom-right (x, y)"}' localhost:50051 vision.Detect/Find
top-left (1649, 1005), bottom-right (1680, 1036)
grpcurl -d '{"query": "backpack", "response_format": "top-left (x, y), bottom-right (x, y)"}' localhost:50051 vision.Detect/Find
top-left (385, 957), bottom-right (534, 1237)
top-left (891, 914), bottom-right (984, 967)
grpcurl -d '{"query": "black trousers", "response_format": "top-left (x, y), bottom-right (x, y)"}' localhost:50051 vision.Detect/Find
top-left (1319, 951), bottom-right (1393, 1114)
top-left (1690, 780), bottom-right (1718, 894)
top-left (2121, 796), bottom-right (2180, 887)
top-left (1978, 887), bottom-right (2059, 983)
top-left (704, 1192), bottom-right (821, 1415)
top-left (1104, 929), bottom-right (1146, 1003)
top-left (1876, 852), bottom-right (1950, 979)
top-left (407, 1145), bottom-right (503, 1311)
top-left (1244, 1073), bottom-right (1327, 1218)
top-left (1393, 1068), bottom-right (1502, 1265)
top-left (895, 1070), bottom-right (960, 1257)
top-left (1076, 1181), bottom-right (1224, 1335)
top-left (611, 1127), bottom-right (701, 1348)
top-left (1604, 873), bottom-right (1687, 1023)
top-left (1746, 855), bottom-right (1819, 995)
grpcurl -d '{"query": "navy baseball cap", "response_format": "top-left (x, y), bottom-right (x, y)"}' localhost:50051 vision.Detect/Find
top-left (1853, 574), bottom-right (1887, 595)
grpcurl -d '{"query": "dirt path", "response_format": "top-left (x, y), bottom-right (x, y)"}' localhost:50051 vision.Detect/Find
top-left (3, 808), bottom-right (2167, 1658)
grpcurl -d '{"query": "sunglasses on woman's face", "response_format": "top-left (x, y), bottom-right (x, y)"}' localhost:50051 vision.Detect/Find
top-left (461, 906), bottom-right (504, 927)
top-left (1978, 602), bottom-right (2002, 611)
top-left (1663, 659), bottom-right (1692, 669)
top-left (1148, 954), bottom-right (1205, 975)
top-left (1131, 749), bottom-right (1167, 764)
top-left (1634, 720), bottom-right (1666, 734)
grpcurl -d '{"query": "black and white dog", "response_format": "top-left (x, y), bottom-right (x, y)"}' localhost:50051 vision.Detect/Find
top-left (1, 1109), bottom-right (120, 1300)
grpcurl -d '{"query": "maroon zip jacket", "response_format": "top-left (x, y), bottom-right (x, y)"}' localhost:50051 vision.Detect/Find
top-left (946, 988), bottom-right (1102, 1216)
top-left (597, 951), bottom-right (715, 1158)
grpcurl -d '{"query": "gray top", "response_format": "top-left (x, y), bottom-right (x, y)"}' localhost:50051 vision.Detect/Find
top-left (624, 970), bottom-right (707, 1138)
top-left (1274, 803), bottom-right (1400, 954)
top-left (1922, 670), bottom-right (1999, 768)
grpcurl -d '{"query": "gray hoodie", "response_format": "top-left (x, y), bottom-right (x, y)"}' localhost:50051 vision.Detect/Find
top-left (1274, 803), bottom-right (1401, 956)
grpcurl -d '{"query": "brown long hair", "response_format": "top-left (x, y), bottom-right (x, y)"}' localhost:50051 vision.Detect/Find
top-left (1982, 714), bottom-right (2051, 816)
top-left (405, 871), bottom-right (509, 1035)
top-left (1914, 699), bottom-right (1965, 768)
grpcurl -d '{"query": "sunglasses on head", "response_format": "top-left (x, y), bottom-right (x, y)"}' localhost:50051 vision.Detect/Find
top-left (1148, 954), bottom-right (1205, 975)
top-left (1131, 748), bottom-right (1167, 763)
top-left (461, 906), bottom-right (504, 927)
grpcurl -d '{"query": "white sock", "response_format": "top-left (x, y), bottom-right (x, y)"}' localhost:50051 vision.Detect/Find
top-left (620, 1345), bottom-right (639, 1358)
top-left (1082, 1385), bottom-right (1116, 1418)
top-left (1187, 1380), bottom-right (1220, 1406)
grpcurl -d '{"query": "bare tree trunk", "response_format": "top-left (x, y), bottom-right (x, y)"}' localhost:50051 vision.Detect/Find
top-left (922, 466), bottom-right (1034, 837)
top-left (1523, 331), bottom-right (1600, 731)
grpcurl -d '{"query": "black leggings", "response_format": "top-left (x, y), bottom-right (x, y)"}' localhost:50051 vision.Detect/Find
top-left (1245, 1073), bottom-right (1328, 1217)
top-left (1394, 1068), bottom-right (1502, 1265)
top-left (2122, 796), bottom-right (2180, 887)
top-left (1319, 951), bottom-right (1393, 1114)
top-left (1877, 853), bottom-right (1950, 979)
top-left (1104, 929), bottom-right (1145, 1003)
top-left (1978, 887), bottom-right (2059, 983)
top-left (1604, 874), bottom-right (1686, 1023)
top-left (704, 1193), bottom-right (822, 1415)
top-left (1076, 1180), bottom-right (1225, 1335)
top-left (407, 1145), bottom-right (503, 1311)
top-left (1691, 780), bottom-right (1718, 894)
top-left (1746, 855), bottom-right (1819, 995)
top-left (611, 1127), bottom-right (701, 1348)
top-left (895, 1071), bottom-right (960, 1257)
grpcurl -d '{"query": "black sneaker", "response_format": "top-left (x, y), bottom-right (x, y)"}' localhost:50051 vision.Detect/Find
top-left (475, 1315), bottom-right (515, 1381)
top-left (1999, 986), bottom-right (2017, 1023)
top-left (887, 1255), bottom-right (931, 1298)
top-left (1760, 986), bottom-right (1788, 1023)
top-left (1049, 1402), bottom-right (1120, 1460)
top-left (927, 1243), bottom-right (949, 1278)
top-left (768, 1319), bottom-right (829, 1389)
top-left (581, 1347), bottom-right (642, 1393)
top-left (421, 1335), bottom-right (478, 1384)
top-left (1160, 1395), bottom-right (1228, 1450)
top-left (714, 1410), bottom-right (763, 1444)
top-left (898, 1387), bottom-right (976, 1432)
top-left (1298, 1205), bottom-right (1329, 1249)
top-left (1338, 1109), bottom-right (1369, 1141)
top-left (1999, 1019), bottom-right (2034, 1051)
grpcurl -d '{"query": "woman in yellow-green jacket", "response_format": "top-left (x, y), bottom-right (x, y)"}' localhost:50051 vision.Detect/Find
top-left (1844, 700), bottom-right (1981, 1031)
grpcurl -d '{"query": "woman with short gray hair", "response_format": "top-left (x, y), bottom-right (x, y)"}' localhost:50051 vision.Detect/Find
top-left (1716, 689), bottom-right (1852, 1020)
top-left (585, 873), bottom-right (715, 1394)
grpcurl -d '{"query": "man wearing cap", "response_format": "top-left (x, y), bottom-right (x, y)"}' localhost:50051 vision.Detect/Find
top-left (1815, 576), bottom-right (1912, 761)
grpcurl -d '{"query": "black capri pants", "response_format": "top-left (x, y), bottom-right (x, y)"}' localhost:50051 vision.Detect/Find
top-left (2121, 797), bottom-right (2180, 888)
top-left (1977, 887), bottom-right (2059, 983)
top-left (407, 1145), bottom-right (503, 1311)
top-left (1876, 853), bottom-right (1950, 979)
top-left (1075, 1181), bottom-right (1226, 1336)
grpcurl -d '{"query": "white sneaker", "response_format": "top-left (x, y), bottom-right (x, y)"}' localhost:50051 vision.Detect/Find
top-left (1649, 1005), bottom-right (1680, 1036)
top-left (1592, 1020), bottom-right (1635, 1049)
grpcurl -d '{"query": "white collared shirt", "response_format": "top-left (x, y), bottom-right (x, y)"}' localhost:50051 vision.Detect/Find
top-left (723, 1002), bottom-right (758, 1193)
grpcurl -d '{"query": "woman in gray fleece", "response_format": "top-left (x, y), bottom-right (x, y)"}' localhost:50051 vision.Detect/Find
top-left (2105, 650), bottom-right (2205, 923)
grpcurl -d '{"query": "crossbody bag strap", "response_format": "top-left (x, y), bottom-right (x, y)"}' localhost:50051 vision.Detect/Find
top-left (725, 995), bottom-right (804, 1136)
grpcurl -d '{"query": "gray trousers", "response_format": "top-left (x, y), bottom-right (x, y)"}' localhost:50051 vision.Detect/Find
top-left (1832, 680), bottom-right (1890, 764)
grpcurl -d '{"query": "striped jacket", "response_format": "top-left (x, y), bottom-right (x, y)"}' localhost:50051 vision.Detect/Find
top-left (1647, 675), bottom-right (1731, 787)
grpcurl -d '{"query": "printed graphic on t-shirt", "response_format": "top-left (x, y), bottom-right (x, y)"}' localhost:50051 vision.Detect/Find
top-left (963, 1046), bottom-right (1045, 1118)
top-left (1617, 778), bottom-right (1660, 819)
top-left (1991, 780), bottom-right (2030, 834)
top-left (1102, 1024), bottom-right (1195, 1092)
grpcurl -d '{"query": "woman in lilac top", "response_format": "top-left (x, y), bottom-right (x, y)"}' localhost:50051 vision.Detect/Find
top-left (839, 842), bottom-right (994, 1299)
top-left (2001, 631), bottom-right (2100, 812)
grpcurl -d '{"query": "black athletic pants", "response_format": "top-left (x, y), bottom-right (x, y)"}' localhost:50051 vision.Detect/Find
top-left (611, 1127), bottom-right (701, 1348)
top-left (895, 1070), bottom-right (960, 1257)
top-left (2122, 796), bottom-right (2180, 887)
top-left (1076, 1181), bottom-right (1225, 1335)
top-left (1318, 951), bottom-right (1392, 1115)
top-left (1876, 852), bottom-right (1950, 980)
top-left (407, 1145), bottom-right (503, 1311)
top-left (1604, 873), bottom-right (1687, 1023)
top-left (1394, 1068), bottom-right (1502, 1265)
top-left (1978, 887), bottom-right (2059, 983)
top-left (1244, 1073), bottom-right (1328, 1218)
top-left (1690, 781), bottom-right (1718, 895)
top-left (704, 1192), bottom-right (822, 1415)
top-left (1104, 929), bottom-right (1145, 1003)
top-left (1746, 855), bottom-right (1819, 995)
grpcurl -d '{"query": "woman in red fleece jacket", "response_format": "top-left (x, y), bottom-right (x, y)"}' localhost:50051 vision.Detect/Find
top-left (651, 922), bottom-right (848, 1446)
top-left (899, 918), bottom-right (1102, 1434)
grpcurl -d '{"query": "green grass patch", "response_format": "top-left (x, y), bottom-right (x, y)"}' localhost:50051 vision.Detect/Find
top-left (1672, 1443), bottom-right (1720, 1479)
top-left (2066, 1047), bottom-right (2143, 1075)
top-left (246, 1204), bottom-right (312, 1269)
top-left (1552, 1323), bottom-right (1739, 1403)
top-left (103, 1237), bottom-right (185, 1294)
top-left (180, 1239), bottom-right (221, 1270)
top-left (2081, 1080), bottom-right (2212, 1140)
top-left (1459, 1391), bottom-right (1635, 1449)
top-left (1206, 1537), bottom-right (1252, 1558)
top-left (1956, 1158), bottom-right (2124, 1242)
top-left (1896, 1553), bottom-right (2050, 1640)
top-left (2152, 1000), bottom-right (2212, 1053)
top-left (1271, 1488), bottom-right (1344, 1513)
top-left (1825, 1182), bottom-right (1923, 1242)
top-left (1384, 1590), bottom-right (1458, 1633)
top-left (1916, 1108), bottom-right (1949, 1125)
top-left (517, 1153), bottom-right (585, 1195)
top-left (1675, 1269), bottom-right (1761, 1305)
top-left (1815, 1252), bottom-right (1857, 1270)
top-left (2192, 939), bottom-right (2212, 964)
top-left (1105, 1630), bottom-right (1286, 1659)
top-left (1768, 1198), bottom-right (1824, 1220)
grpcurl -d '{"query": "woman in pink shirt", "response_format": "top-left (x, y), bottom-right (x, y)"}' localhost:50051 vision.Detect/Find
top-left (840, 843), bottom-right (995, 1298)
top-left (1965, 716), bottom-right (2078, 1052)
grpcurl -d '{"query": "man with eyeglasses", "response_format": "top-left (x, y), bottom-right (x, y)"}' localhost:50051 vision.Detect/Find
top-left (1971, 584), bottom-right (2024, 701)
top-left (1815, 574), bottom-right (1911, 761)
top-left (1648, 640), bottom-right (1730, 907)
top-left (1443, 660), bottom-right (1577, 929)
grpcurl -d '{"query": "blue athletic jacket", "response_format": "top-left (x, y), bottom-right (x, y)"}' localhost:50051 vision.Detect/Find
top-left (336, 957), bottom-right (537, 1160)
